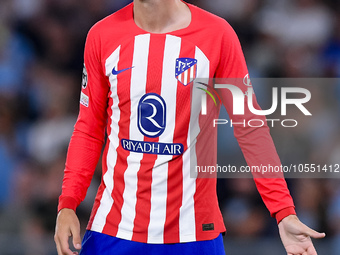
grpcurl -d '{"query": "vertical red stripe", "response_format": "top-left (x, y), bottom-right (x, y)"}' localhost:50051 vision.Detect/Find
top-left (194, 56), bottom-right (226, 241)
top-left (88, 76), bottom-right (114, 230)
top-left (163, 44), bottom-right (195, 243)
top-left (87, 138), bottom-right (110, 229)
top-left (102, 41), bottom-right (134, 236)
top-left (132, 35), bottom-right (166, 242)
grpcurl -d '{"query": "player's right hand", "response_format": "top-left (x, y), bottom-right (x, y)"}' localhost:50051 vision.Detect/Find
top-left (54, 208), bottom-right (82, 255)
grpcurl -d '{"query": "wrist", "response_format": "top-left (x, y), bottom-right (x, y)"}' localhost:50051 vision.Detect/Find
top-left (58, 196), bottom-right (78, 213)
top-left (275, 207), bottom-right (296, 224)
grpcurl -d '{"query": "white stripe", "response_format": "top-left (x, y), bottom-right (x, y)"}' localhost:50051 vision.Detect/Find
top-left (91, 46), bottom-right (121, 232)
top-left (183, 69), bottom-right (188, 85)
top-left (116, 34), bottom-right (151, 240)
top-left (179, 46), bottom-right (210, 242)
top-left (190, 65), bottom-right (195, 80)
top-left (178, 73), bottom-right (182, 83)
top-left (147, 35), bottom-right (181, 243)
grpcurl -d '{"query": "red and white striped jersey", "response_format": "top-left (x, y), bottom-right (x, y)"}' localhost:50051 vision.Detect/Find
top-left (59, 2), bottom-right (296, 244)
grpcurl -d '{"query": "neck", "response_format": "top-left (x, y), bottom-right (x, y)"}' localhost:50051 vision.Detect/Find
top-left (133, 0), bottom-right (191, 33)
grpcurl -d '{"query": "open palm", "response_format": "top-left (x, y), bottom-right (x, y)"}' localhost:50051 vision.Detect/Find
top-left (278, 215), bottom-right (325, 255)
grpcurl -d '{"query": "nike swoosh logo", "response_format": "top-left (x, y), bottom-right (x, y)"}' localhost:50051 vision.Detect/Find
top-left (112, 66), bottom-right (134, 75)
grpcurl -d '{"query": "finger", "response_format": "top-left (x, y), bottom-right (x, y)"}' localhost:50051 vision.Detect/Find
top-left (55, 234), bottom-right (70, 255)
top-left (304, 226), bottom-right (326, 239)
top-left (58, 234), bottom-right (75, 255)
top-left (306, 245), bottom-right (318, 255)
top-left (56, 239), bottom-right (63, 255)
top-left (70, 222), bottom-right (82, 250)
top-left (288, 252), bottom-right (303, 255)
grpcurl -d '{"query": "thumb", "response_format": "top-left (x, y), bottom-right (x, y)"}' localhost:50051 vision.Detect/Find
top-left (303, 225), bottom-right (326, 239)
top-left (71, 224), bottom-right (82, 250)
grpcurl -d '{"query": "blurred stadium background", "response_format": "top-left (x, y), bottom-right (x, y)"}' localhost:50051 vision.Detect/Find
top-left (0, 0), bottom-right (340, 254)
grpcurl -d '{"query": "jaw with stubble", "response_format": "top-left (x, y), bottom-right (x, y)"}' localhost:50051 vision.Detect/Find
top-left (133, 0), bottom-right (191, 33)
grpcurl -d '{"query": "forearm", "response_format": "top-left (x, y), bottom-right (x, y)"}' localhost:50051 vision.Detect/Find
top-left (236, 125), bottom-right (296, 221)
top-left (58, 130), bottom-right (104, 212)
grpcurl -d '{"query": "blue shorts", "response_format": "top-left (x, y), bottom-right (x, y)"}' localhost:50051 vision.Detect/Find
top-left (80, 230), bottom-right (226, 255)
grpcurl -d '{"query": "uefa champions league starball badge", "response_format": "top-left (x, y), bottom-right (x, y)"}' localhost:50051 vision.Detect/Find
top-left (82, 64), bottom-right (88, 89)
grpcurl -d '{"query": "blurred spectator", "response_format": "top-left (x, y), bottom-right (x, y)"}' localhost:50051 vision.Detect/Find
top-left (322, 15), bottom-right (340, 79)
top-left (0, 97), bottom-right (18, 207)
top-left (257, 0), bottom-right (333, 48)
top-left (0, 13), bottom-right (33, 96)
top-left (26, 65), bottom-right (77, 164)
top-left (328, 185), bottom-right (340, 255)
top-left (221, 179), bottom-right (267, 237)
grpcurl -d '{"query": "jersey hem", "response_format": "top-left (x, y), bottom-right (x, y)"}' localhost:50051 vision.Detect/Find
top-left (89, 224), bottom-right (222, 244)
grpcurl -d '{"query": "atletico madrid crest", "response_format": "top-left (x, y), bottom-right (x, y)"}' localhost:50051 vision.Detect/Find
top-left (175, 58), bottom-right (197, 86)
